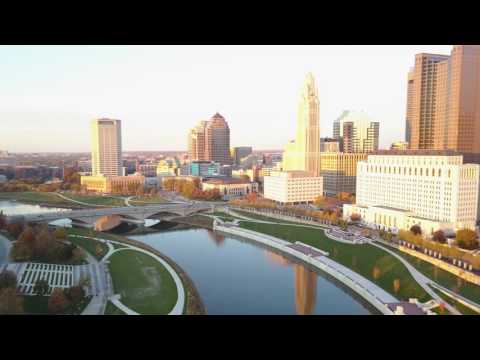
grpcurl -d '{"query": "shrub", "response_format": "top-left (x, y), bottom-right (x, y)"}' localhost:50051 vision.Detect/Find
top-left (48, 288), bottom-right (70, 314)
top-left (350, 213), bottom-right (361, 222)
top-left (0, 270), bottom-right (17, 290)
top-left (410, 225), bottom-right (422, 236)
top-left (432, 230), bottom-right (446, 244)
top-left (33, 279), bottom-right (50, 296)
top-left (456, 229), bottom-right (479, 250)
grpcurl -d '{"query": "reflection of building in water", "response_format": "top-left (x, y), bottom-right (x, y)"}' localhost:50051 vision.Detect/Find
top-left (264, 250), bottom-right (292, 267)
top-left (294, 265), bottom-right (317, 315)
top-left (207, 230), bottom-right (226, 246)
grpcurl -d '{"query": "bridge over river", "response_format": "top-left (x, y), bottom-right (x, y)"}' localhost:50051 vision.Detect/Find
top-left (5, 203), bottom-right (213, 231)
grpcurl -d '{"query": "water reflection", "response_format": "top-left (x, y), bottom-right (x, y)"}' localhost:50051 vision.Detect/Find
top-left (294, 265), bottom-right (317, 315)
top-left (264, 250), bottom-right (292, 267)
top-left (207, 230), bottom-right (226, 247)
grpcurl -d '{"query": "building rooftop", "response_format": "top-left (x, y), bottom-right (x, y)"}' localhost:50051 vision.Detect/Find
top-left (387, 302), bottom-right (426, 315)
top-left (203, 177), bottom-right (250, 185)
top-left (371, 150), bottom-right (462, 157)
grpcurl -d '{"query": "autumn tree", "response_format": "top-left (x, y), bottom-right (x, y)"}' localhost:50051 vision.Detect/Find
top-left (6, 221), bottom-right (25, 239)
top-left (0, 211), bottom-right (6, 230)
top-left (432, 230), bottom-right (446, 244)
top-left (65, 285), bottom-right (85, 304)
top-left (48, 288), bottom-right (70, 314)
top-left (350, 213), bottom-right (361, 222)
top-left (410, 225), bottom-right (422, 236)
top-left (0, 287), bottom-right (24, 314)
top-left (0, 270), bottom-right (17, 290)
top-left (54, 227), bottom-right (68, 241)
top-left (393, 279), bottom-right (401, 293)
top-left (456, 229), bottom-right (479, 250)
top-left (33, 279), bottom-right (50, 296)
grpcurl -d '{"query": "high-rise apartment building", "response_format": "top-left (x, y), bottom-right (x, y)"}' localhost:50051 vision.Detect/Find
top-left (283, 73), bottom-right (321, 176)
top-left (333, 110), bottom-right (379, 153)
top-left (343, 151), bottom-right (480, 234)
top-left (187, 114), bottom-right (231, 165)
top-left (406, 45), bottom-right (480, 155)
top-left (91, 119), bottom-right (122, 177)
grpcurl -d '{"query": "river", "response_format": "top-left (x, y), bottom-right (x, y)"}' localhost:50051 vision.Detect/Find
top-left (0, 200), bottom-right (373, 314)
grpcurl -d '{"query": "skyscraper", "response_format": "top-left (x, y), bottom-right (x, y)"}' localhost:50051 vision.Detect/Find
top-left (333, 110), bottom-right (379, 153)
top-left (187, 114), bottom-right (232, 165)
top-left (283, 73), bottom-right (321, 175)
top-left (91, 118), bottom-right (122, 177)
top-left (406, 45), bottom-right (480, 154)
top-left (188, 120), bottom-right (207, 161)
top-left (205, 113), bottom-right (232, 165)
top-left (405, 69), bottom-right (415, 146)
top-left (231, 146), bottom-right (253, 165)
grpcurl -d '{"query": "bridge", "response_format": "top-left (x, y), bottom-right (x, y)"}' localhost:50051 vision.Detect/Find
top-left (5, 203), bottom-right (213, 231)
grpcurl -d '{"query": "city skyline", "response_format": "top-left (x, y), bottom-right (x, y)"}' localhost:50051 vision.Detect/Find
top-left (0, 45), bottom-right (453, 152)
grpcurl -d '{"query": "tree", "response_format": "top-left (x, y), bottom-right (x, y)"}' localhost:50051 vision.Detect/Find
top-left (48, 288), bottom-right (70, 314)
top-left (393, 279), bottom-right (401, 293)
top-left (53, 227), bottom-right (68, 241)
top-left (410, 225), bottom-right (422, 236)
top-left (0, 270), bottom-right (17, 290)
top-left (0, 211), bottom-right (6, 230)
top-left (6, 222), bottom-right (25, 239)
top-left (432, 230), bottom-right (447, 244)
top-left (350, 213), bottom-right (361, 222)
top-left (313, 195), bottom-right (327, 207)
top-left (65, 285), bottom-right (85, 304)
top-left (0, 287), bottom-right (24, 314)
top-left (95, 244), bottom-right (105, 258)
top-left (33, 279), bottom-right (50, 296)
top-left (456, 229), bottom-right (479, 250)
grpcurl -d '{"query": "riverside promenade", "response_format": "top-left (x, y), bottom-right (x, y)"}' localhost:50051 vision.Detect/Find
top-left (214, 221), bottom-right (399, 315)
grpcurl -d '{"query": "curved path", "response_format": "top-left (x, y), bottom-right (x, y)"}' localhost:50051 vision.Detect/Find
top-left (215, 212), bottom-right (464, 315)
top-left (55, 192), bottom-right (113, 208)
top-left (71, 234), bottom-right (185, 315)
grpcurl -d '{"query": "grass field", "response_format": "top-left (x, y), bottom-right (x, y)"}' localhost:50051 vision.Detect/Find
top-left (129, 195), bottom-right (169, 206)
top-left (108, 249), bottom-right (178, 314)
top-left (0, 191), bottom-right (72, 206)
top-left (104, 300), bottom-right (127, 315)
top-left (233, 209), bottom-right (326, 227)
top-left (385, 246), bottom-right (480, 304)
top-left (61, 193), bottom-right (126, 207)
top-left (430, 287), bottom-right (479, 315)
top-left (67, 234), bottom-right (109, 260)
top-left (239, 222), bottom-right (431, 303)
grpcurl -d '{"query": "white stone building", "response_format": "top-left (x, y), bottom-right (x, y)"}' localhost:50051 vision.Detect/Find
top-left (263, 171), bottom-right (324, 205)
top-left (343, 151), bottom-right (480, 234)
top-left (201, 178), bottom-right (258, 200)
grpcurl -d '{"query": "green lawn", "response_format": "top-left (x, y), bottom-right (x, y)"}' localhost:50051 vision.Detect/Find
top-left (233, 209), bottom-right (326, 227)
top-left (0, 191), bottom-right (72, 206)
top-left (108, 249), bottom-right (179, 314)
top-left (430, 288), bottom-right (479, 316)
top-left (61, 193), bottom-right (126, 207)
top-left (67, 234), bottom-right (109, 260)
top-left (239, 222), bottom-right (431, 302)
top-left (385, 245), bottom-right (480, 304)
top-left (104, 300), bottom-right (127, 315)
top-left (129, 195), bottom-right (169, 206)
top-left (212, 212), bottom-right (237, 222)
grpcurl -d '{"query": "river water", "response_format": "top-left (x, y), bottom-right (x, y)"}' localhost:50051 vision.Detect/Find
top-left (0, 200), bottom-right (373, 315)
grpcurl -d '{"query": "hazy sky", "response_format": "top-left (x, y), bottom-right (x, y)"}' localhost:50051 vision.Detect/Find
top-left (0, 45), bottom-right (453, 153)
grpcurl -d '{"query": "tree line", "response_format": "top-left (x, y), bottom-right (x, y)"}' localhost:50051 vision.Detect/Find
top-left (163, 178), bottom-right (221, 201)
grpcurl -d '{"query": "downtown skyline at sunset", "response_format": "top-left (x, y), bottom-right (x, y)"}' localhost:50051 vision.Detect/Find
top-left (0, 45), bottom-right (452, 152)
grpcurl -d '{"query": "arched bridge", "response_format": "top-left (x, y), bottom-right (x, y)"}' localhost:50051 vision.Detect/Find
top-left (5, 203), bottom-right (213, 231)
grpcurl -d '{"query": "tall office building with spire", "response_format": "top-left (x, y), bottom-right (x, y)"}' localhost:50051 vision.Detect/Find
top-left (91, 118), bottom-right (122, 177)
top-left (283, 73), bottom-right (321, 176)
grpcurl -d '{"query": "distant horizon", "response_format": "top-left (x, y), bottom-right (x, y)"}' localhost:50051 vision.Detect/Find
top-left (0, 45), bottom-right (453, 152)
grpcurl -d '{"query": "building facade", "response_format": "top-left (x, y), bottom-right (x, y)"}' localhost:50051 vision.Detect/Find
top-left (319, 152), bottom-right (368, 196)
top-left (188, 121), bottom-right (207, 161)
top-left (283, 73), bottom-right (321, 176)
top-left (81, 175), bottom-right (145, 193)
top-left (343, 151), bottom-right (480, 234)
top-left (320, 138), bottom-right (340, 153)
top-left (333, 110), bottom-right (379, 153)
top-left (91, 118), bottom-right (122, 177)
top-left (390, 141), bottom-right (409, 151)
top-left (263, 171), bottom-right (323, 205)
top-left (231, 146), bottom-right (253, 165)
top-left (201, 178), bottom-right (258, 200)
top-left (406, 45), bottom-right (480, 155)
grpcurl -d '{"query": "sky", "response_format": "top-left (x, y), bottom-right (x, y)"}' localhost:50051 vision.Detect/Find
top-left (0, 45), bottom-right (453, 153)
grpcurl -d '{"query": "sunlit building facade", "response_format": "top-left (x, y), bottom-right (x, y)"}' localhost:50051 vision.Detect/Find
top-left (91, 118), bottom-right (122, 177)
top-left (283, 73), bottom-right (321, 176)
top-left (319, 152), bottom-right (367, 196)
top-left (343, 151), bottom-right (480, 234)
top-left (263, 170), bottom-right (323, 205)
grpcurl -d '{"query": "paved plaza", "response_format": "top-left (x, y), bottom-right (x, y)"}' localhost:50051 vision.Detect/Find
top-left (3, 261), bottom-right (104, 296)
